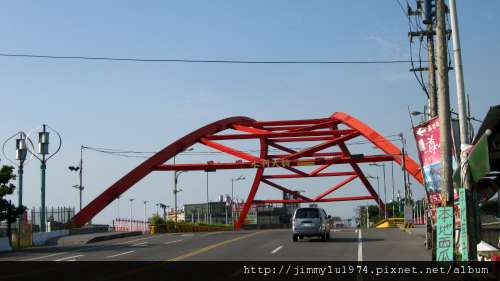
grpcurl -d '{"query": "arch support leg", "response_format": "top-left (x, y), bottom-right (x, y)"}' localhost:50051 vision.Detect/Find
top-left (235, 167), bottom-right (264, 230)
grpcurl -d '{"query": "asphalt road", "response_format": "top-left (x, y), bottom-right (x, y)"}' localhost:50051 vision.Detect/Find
top-left (0, 228), bottom-right (430, 261)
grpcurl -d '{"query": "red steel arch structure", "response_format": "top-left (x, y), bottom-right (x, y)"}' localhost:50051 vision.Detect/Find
top-left (72, 112), bottom-right (424, 229)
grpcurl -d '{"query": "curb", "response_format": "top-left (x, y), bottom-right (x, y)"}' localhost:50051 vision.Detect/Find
top-left (85, 231), bottom-right (143, 244)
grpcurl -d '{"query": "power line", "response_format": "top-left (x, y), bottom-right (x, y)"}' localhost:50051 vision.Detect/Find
top-left (0, 52), bottom-right (417, 65)
top-left (83, 135), bottom-right (403, 159)
top-left (395, 0), bottom-right (408, 15)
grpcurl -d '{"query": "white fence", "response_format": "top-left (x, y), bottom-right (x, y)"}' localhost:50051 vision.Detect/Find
top-left (113, 219), bottom-right (149, 233)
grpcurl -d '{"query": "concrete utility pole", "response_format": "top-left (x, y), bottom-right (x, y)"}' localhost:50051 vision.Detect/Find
top-left (448, 0), bottom-right (478, 260)
top-left (448, 0), bottom-right (467, 144)
top-left (435, 0), bottom-right (454, 206)
top-left (426, 2), bottom-right (438, 117)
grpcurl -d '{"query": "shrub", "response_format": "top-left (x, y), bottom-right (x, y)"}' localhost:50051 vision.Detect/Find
top-left (150, 214), bottom-right (166, 225)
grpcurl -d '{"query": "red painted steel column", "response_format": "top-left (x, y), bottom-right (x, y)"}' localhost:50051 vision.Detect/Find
top-left (234, 167), bottom-right (263, 230)
top-left (235, 138), bottom-right (268, 230)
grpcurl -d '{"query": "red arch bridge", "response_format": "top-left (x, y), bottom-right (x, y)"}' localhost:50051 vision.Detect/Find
top-left (72, 112), bottom-right (424, 229)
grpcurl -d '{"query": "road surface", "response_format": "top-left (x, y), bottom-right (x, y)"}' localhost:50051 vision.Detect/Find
top-left (0, 227), bottom-right (430, 261)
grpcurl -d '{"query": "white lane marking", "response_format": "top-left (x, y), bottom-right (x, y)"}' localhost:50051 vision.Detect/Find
top-left (164, 239), bottom-right (184, 245)
top-left (116, 236), bottom-right (151, 245)
top-left (54, 254), bottom-right (84, 261)
top-left (132, 242), bottom-right (148, 247)
top-left (181, 234), bottom-right (194, 237)
top-left (17, 235), bottom-right (154, 261)
top-left (203, 231), bottom-right (223, 236)
top-left (357, 229), bottom-right (363, 262)
top-left (271, 245), bottom-right (283, 254)
top-left (106, 250), bottom-right (136, 258)
top-left (20, 252), bottom-right (67, 261)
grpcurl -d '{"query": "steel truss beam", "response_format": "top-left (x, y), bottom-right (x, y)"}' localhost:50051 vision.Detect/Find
top-left (71, 112), bottom-right (424, 230)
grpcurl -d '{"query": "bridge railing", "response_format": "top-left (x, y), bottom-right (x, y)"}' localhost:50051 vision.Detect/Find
top-left (112, 218), bottom-right (149, 233)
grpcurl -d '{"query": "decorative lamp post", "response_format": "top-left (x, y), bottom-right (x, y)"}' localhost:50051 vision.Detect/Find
top-left (2, 131), bottom-right (33, 246)
top-left (26, 124), bottom-right (62, 232)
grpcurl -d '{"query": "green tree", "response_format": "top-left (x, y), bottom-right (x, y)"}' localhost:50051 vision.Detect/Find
top-left (0, 165), bottom-right (26, 246)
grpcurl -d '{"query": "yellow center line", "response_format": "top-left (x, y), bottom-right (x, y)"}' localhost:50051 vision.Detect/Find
top-left (167, 230), bottom-right (268, 261)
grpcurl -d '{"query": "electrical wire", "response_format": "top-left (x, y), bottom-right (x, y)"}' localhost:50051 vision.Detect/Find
top-left (0, 52), bottom-right (414, 65)
top-left (408, 16), bottom-right (430, 98)
top-left (82, 134), bottom-right (404, 160)
top-left (418, 37), bottom-right (428, 95)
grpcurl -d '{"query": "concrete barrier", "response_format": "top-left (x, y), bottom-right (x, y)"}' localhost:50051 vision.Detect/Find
top-left (32, 230), bottom-right (69, 246)
top-left (85, 231), bottom-right (142, 244)
top-left (0, 237), bottom-right (12, 252)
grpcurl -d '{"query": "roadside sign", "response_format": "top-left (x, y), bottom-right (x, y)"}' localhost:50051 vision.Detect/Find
top-left (413, 117), bottom-right (442, 192)
top-left (458, 188), bottom-right (469, 261)
top-left (436, 207), bottom-right (454, 261)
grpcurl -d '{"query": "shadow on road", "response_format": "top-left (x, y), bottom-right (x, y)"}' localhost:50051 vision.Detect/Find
top-left (296, 237), bottom-right (384, 243)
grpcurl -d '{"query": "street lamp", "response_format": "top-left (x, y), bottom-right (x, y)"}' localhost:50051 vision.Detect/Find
top-left (2, 131), bottom-right (31, 211)
top-left (2, 131), bottom-right (33, 246)
top-left (143, 200), bottom-right (148, 233)
top-left (231, 175), bottom-right (245, 228)
top-left (174, 171), bottom-right (187, 224)
top-left (205, 169), bottom-right (216, 224)
top-left (68, 146), bottom-right (84, 211)
top-left (129, 198), bottom-right (134, 232)
top-left (26, 124), bottom-right (62, 232)
top-left (117, 195), bottom-right (121, 219)
top-left (159, 203), bottom-right (168, 221)
top-left (172, 147), bottom-right (193, 224)
top-left (369, 163), bottom-right (387, 219)
top-left (366, 174), bottom-right (381, 219)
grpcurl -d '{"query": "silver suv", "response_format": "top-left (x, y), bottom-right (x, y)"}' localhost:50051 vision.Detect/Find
top-left (292, 207), bottom-right (331, 242)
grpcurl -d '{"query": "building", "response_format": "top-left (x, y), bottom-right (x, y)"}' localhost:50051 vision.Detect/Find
top-left (184, 202), bottom-right (228, 224)
top-left (183, 200), bottom-right (299, 228)
top-left (166, 209), bottom-right (185, 222)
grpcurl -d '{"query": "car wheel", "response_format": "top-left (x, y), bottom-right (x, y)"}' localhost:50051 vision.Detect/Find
top-left (293, 234), bottom-right (298, 242)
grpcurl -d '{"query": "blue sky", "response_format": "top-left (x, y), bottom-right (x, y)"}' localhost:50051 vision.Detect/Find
top-left (1, 1), bottom-right (499, 224)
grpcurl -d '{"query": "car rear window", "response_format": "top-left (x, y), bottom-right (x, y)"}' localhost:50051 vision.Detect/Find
top-left (295, 208), bottom-right (319, 219)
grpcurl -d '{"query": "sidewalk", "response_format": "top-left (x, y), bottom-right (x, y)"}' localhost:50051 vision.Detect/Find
top-left (47, 231), bottom-right (143, 246)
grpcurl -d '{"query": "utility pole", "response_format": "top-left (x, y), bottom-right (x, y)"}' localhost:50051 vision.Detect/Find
top-left (448, 0), bottom-right (478, 260)
top-left (424, 0), bottom-right (438, 117)
top-left (436, 0), bottom-right (454, 206)
top-left (79, 146), bottom-right (83, 210)
top-left (408, 0), bottom-right (439, 117)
